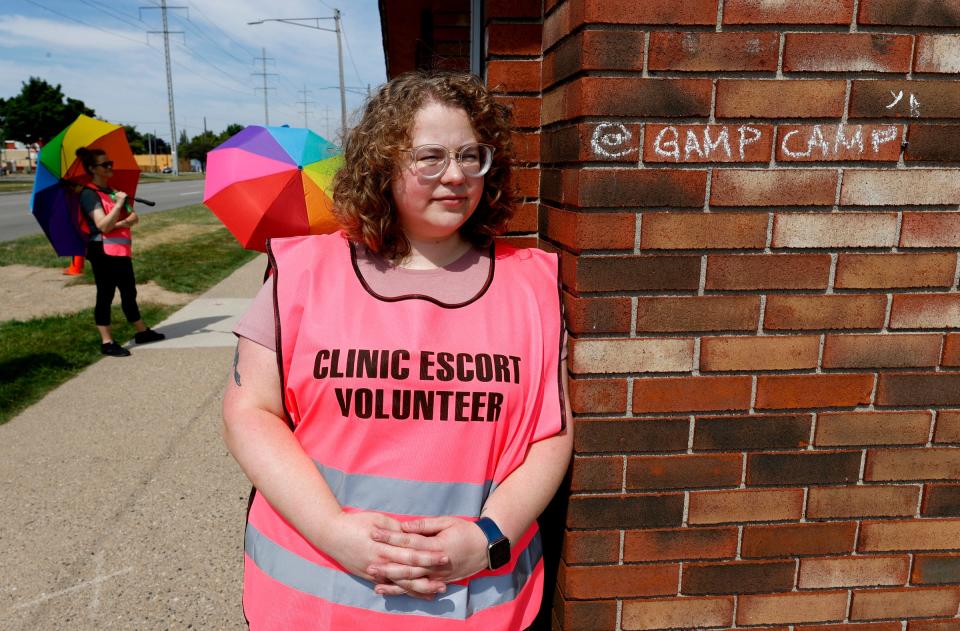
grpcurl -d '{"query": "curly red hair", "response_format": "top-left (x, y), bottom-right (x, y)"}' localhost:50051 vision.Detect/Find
top-left (332, 71), bottom-right (514, 260)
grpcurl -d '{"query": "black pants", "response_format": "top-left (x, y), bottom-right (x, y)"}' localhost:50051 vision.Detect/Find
top-left (87, 240), bottom-right (141, 326)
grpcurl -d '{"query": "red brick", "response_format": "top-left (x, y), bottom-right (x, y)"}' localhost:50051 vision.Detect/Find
top-left (858, 0), bottom-right (960, 26)
top-left (559, 561), bottom-right (678, 599)
top-left (743, 522), bottom-right (858, 558)
top-left (543, 77), bottom-right (712, 125)
top-left (569, 378), bottom-right (627, 414)
top-left (784, 33), bottom-right (913, 72)
top-left (570, 255), bottom-right (700, 292)
top-left (908, 622), bottom-right (960, 631)
top-left (571, 455), bottom-right (622, 492)
top-left (800, 555), bottom-right (910, 588)
top-left (554, 598), bottom-right (618, 631)
top-left (772, 213), bottom-right (898, 248)
top-left (923, 484), bottom-right (960, 517)
top-left (494, 95), bottom-right (540, 129)
top-left (626, 453), bottom-right (742, 490)
top-left (822, 333), bottom-right (943, 368)
top-left (777, 124), bottom-right (902, 162)
top-left (902, 213), bottom-right (960, 248)
top-left (936, 411), bottom-right (960, 444)
top-left (815, 411), bottom-right (933, 446)
top-left (512, 166), bottom-right (539, 198)
top-left (906, 125), bottom-right (960, 162)
top-left (649, 31), bottom-right (778, 71)
top-left (747, 451), bottom-right (861, 486)
top-left (764, 295), bottom-right (887, 330)
top-left (683, 560), bottom-right (795, 595)
top-left (543, 29), bottom-right (645, 87)
top-left (859, 519), bottom-right (960, 551)
top-left (707, 254), bottom-right (831, 291)
top-left (700, 335), bottom-right (820, 371)
top-left (645, 123), bottom-right (773, 163)
top-left (567, 493), bottom-right (684, 529)
top-left (641, 212), bottom-right (767, 250)
top-left (737, 592), bottom-right (848, 625)
top-left (505, 201), bottom-right (537, 233)
top-left (756, 374), bottom-right (875, 410)
top-left (543, 123), bottom-right (641, 163)
top-left (485, 0), bottom-right (540, 19)
top-left (570, 338), bottom-right (694, 374)
top-left (799, 625), bottom-right (901, 631)
top-left (850, 587), bottom-right (960, 620)
top-left (850, 80), bottom-right (960, 119)
top-left (711, 169), bottom-right (838, 206)
top-left (486, 23), bottom-right (541, 56)
top-left (636, 296), bottom-right (761, 332)
top-left (694, 414), bottom-right (812, 451)
top-left (634, 376), bottom-right (752, 414)
top-left (807, 485), bottom-right (921, 518)
top-left (510, 131), bottom-right (539, 163)
top-left (914, 35), bottom-right (960, 74)
top-left (835, 253), bottom-right (958, 289)
top-left (622, 596), bottom-right (734, 631)
top-left (575, 417), bottom-right (690, 454)
top-left (563, 293), bottom-right (632, 335)
top-left (542, 206), bottom-right (635, 252)
top-left (486, 60), bottom-right (540, 93)
top-left (562, 529), bottom-right (620, 564)
top-left (724, 0), bottom-right (854, 24)
top-left (876, 373), bottom-right (960, 407)
top-left (867, 448), bottom-right (960, 481)
top-left (843, 169), bottom-right (960, 206)
top-left (913, 554), bottom-right (960, 584)
top-left (891, 295), bottom-right (960, 329)
top-left (624, 527), bottom-right (738, 562)
top-left (716, 80), bottom-right (847, 119)
top-left (552, 168), bottom-right (708, 208)
top-left (688, 488), bottom-right (804, 524)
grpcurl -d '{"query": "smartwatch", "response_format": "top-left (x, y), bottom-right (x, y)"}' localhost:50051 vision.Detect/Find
top-left (475, 516), bottom-right (511, 570)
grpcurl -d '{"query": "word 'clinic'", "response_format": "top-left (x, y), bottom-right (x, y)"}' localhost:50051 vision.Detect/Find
top-left (313, 348), bottom-right (522, 384)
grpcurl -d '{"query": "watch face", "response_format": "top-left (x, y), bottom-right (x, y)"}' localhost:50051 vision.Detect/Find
top-left (488, 538), bottom-right (511, 570)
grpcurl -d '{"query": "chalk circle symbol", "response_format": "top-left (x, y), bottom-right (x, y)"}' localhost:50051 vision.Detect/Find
top-left (591, 123), bottom-right (635, 159)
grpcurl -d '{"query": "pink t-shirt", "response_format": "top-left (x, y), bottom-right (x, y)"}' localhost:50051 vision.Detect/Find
top-left (234, 243), bottom-right (569, 356)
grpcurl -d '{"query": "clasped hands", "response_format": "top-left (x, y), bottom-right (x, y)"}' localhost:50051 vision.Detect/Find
top-left (328, 511), bottom-right (491, 600)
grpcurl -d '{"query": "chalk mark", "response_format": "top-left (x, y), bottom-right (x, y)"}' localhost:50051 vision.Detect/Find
top-left (9, 566), bottom-right (134, 612)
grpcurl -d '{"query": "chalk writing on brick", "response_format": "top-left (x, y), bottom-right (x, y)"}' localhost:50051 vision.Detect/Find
top-left (590, 123), bottom-right (636, 159)
top-left (885, 90), bottom-right (922, 118)
top-left (780, 124), bottom-right (900, 159)
top-left (652, 125), bottom-right (764, 162)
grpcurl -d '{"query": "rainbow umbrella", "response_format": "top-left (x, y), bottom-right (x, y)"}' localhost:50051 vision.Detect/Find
top-left (203, 125), bottom-right (343, 252)
top-left (30, 114), bottom-right (140, 256)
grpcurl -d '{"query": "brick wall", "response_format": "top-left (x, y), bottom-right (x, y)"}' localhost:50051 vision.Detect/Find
top-left (487, 0), bottom-right (960, 629)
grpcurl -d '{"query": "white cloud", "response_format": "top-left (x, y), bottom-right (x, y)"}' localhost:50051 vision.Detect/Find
top-left (0, 14), bottom-right (146, 51)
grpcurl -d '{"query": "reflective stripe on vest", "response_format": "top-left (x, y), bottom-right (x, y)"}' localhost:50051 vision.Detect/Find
top-left (245, 522), bottom-right (542, 621)
top-left (84, 183), bottom-right (133, 257)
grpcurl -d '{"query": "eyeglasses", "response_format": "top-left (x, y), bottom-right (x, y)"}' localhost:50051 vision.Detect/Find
top-left (403, 143), bottom-right (494, 179)
top-left (94, 161), bottom-right (114, 169)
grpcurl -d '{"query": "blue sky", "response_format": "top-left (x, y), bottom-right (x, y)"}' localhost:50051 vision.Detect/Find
top-left (1, 0), bottom-right (387, 144)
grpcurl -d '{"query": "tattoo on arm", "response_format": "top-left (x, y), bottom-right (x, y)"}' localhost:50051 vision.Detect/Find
top-left (233, 346), bottom-right (242, 387)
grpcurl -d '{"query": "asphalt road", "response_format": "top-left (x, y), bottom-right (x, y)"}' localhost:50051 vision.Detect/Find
top-left (0, 179), bottom-right (206, 243)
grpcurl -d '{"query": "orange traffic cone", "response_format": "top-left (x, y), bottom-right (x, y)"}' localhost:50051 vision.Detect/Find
top-left (64, 256), bottom-right (85, 275)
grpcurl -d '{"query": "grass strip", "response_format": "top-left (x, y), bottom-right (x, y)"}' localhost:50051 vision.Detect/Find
top-left (0, 304), bottom-right (175, 425)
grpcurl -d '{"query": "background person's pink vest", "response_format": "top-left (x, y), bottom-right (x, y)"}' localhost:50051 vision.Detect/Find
top-left (243, 232), bottom-right (564, 630)
top-left (82, 183), bottom-right (132, 257)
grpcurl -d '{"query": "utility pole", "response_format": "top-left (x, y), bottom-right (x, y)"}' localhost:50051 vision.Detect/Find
top-left (253, 47), bottom-right (277, 126)
top-left (203, 116), bottom-right (208, 135)
top-left (297, 84), bottom-right (315, 129)
top-left (141, 0), bottom-right (186, 176)
top-left (320, 106), bottom-right (332, 141)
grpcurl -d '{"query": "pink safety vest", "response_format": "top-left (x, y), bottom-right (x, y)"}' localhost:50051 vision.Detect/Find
top-left (83, 183), bottom-right (133, 257)
top-left (244, 231), bottom-right (565, 630)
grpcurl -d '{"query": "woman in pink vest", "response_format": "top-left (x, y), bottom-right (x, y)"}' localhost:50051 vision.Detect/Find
top-left (225, 71), bottom-right (572, 630)
top-left (76, 147), bottom-right (164, 357)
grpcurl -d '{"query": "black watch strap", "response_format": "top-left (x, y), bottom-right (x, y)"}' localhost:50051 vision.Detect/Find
top-left (476, 516), bottom-right (511, 570)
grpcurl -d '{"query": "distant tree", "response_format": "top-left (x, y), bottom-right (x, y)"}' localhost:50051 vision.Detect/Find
top-left (142, 132), bottom-right (170, 155)
top-left (123, 125), bottom-right (146, 154)
top-left (0, 77), bottom-right (95, 145)
top-left (220, 123), bottom-right (244, 141)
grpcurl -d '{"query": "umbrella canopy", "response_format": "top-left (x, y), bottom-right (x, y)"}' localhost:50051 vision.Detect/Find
top-left (203, 125), bottom-right (344, 252)
top-left (30, 115), bottom-right (140, 256)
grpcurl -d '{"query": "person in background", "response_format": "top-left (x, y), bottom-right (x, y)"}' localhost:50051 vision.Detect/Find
top-left (223, 71), bottom-right (573, 630)
top-left (76, 147), bottom-right (164, 357)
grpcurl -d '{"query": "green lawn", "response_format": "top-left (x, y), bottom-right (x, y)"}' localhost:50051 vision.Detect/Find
top-left (0, 203), bottom-right (258, 424)
top-left (0, 181), bottom-right (32, 193)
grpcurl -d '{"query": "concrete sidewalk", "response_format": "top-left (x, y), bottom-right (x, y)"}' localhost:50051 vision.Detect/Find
top-left (0, 255), bottom-right (267, 630)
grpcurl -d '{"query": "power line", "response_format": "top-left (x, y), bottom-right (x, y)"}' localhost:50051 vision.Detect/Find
top-left (173, 40), bottom-right (250, 91)
top-left (185, 0), bottom-right (257, 59)
top-left (253, 47), bottom-right (278, 125)
top-left (171, 10), bottom-right (252, 67)
top-left (75, 0), bottom-right (145, 30)
top-left (21, 0), bottom-right (152, 47)
top-left (339, 17), bottom-right (364, 86)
